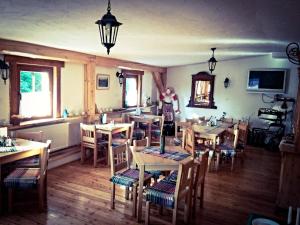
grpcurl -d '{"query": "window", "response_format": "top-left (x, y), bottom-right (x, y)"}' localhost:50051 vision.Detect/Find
top-left (122, 70), bottom-right (144, 108)
top-left (5, 55), bottom-right (64, 122)
top-left (18, 65), bottom-right (53, 118)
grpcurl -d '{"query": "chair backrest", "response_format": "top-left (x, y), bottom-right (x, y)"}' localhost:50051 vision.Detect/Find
top-left (182, 127), bottom-right (196, 158)
top-left (174, 158), bottom-right (194, 202)
top-left (128, 121), bottom-right (135, 145)
top-left (221, 127), bottom-right (239, 148)
top-left (193, 151), bottom-right (209, 190)
top-left (16, 131), bottom-right (44, 142)
top-left (133, 137), bottom-right (150, 147)
top-left (107, 116), bottom-right (124, 124)
top-left (237, 121), bottom-right (249, 146)
top-left (175, 121), bottom-right (192, 138)
top-left (109, 143), bottom-right (130, 177)
top-left (40, 140), bottom-right (52, 176)
top-left (80, 123), bottom-right (97, 145)
top-left (222, 117), bottom-right (233, 124)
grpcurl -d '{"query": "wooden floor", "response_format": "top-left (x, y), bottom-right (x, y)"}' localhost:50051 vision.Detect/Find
top-left (0, 146), bottom-right (285, 225)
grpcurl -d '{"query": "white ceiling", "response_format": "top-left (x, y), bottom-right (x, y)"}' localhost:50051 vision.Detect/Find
top-left (0, 0), bottom-right (299, 67)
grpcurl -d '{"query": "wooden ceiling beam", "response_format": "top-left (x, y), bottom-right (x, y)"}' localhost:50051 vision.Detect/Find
top-left (0, 38), bottom-right (166, 73)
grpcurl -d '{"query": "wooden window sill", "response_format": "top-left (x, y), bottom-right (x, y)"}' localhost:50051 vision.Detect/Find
top-left (8, 116), bottom-right (83, 131)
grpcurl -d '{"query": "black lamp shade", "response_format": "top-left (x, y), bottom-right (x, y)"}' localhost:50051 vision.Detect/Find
top-left (116, 72), bottom-right (124, 86)
top-left (224, 77), bottom-right (230, 88)
top-left (208, 48), bottom-right (217, 74)
top-left (0, 59), bottom-right (9, 84)
top-left (96, 1), bottom-right (122, 55)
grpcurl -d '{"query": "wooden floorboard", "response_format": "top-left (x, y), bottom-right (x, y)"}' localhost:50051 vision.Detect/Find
top-left (0, 146), bottom-right (286, 225)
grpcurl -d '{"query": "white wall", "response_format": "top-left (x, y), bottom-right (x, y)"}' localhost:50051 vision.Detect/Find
top-left (0, 55), bottom-right (10, 123)
top-left (167, 55), bottom-right (298, 125)
top-left (95, 67), bottom-right (158, 110)
top-left (61, 62), bottom-right (84, 116)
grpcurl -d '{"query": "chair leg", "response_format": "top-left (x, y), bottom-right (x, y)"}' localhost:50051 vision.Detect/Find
top-left (81, 145), bottom-right (85, 164)
top-left (172, 204), bottom-right (178, 225)
top-left (132, 185), bottom-right (137, 217)
top-left (159, 205), bottom-right (163, 215)
top-left (200, 182), bottom-right (205, 208)
top-left (145, 201), bottom-right (150, 225)
top-left (184, 193), bottom-right (191, 224)
top-left (38, 182), bottom-right (45, 212)
top-left (231, 155), bottom-right (235, 171)
top-left (216, 152), bottom-right (220, 171)
top-left (111, 183), bottom-right (115, 209)
top-left (125, 187), bottom-right (129, 200)
top-left (94, 147), bottom-right (98, 168)
top-left (8, 188), bottom-right (13, 213)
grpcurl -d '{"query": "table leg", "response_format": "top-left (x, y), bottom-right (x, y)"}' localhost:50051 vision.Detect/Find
top-left (108, 133), bottom-right (112, 166)
top-left (0, 165), bottom-right (2, 214)
top-left (137, 165), bottom-right (145, 222)
top-left (148, 124), bottom-right (152, 145)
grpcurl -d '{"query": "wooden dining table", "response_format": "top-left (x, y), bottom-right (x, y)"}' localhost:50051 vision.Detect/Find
top-left (130, 145), bottom-right (192, 222)
top-left (192, 122), bottom-right (234, 149)
top-left (0, 138), bottom-right (46, 213)
top-left (96, 123), bottom-right (132, 165)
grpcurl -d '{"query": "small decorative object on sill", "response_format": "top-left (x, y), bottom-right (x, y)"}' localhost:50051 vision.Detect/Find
top-left (102, 113), bottom-right (107, 124)
top-left (160, 134), bottom-right (165, 154)
top-left (63, 109), bottom-right (69, 119)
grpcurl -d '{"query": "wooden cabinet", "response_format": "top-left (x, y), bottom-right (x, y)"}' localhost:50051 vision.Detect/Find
top-left (277, 140), bottom-right (300, 208)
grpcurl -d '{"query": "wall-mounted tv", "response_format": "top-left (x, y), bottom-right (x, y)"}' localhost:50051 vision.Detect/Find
top-left (247, 69), bottom-right (288, 93)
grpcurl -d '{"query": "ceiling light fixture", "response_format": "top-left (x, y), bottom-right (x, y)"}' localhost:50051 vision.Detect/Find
top-left (208, 48), bottom-right (217, 74)
top-left (95, 0), bottom-right (122, 55)
top-left (286, 42), bottom-right (300, 65)
top-left (0, 59), bottom-right (9, 85)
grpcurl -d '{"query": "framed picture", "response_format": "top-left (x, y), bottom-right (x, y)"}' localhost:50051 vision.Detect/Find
top-left (96, 74), bottom-right (110, 90)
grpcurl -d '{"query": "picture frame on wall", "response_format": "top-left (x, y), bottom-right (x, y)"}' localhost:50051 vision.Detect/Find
top-left (96, 74), bottom-right (110, 90)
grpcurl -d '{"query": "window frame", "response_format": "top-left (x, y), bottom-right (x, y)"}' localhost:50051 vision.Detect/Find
top-left (121, 69), bottom-right (144, 108)
top-left (5, 55), bottom-right (64, 123)
top-left (17, 64), bottom-right (54, 120)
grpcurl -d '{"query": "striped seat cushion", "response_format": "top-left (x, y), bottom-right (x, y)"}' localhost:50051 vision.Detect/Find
top-left (147, 170), bottom-right (162, 180)
top-left (112, 133), bottom-right (126, 139)
top-left (112, 138), bottom-right (128, 147)
top-left (15, 156), bottom-right (40, 167)
top-left (151, 129), bottom-right (161, 138)
top-left (173, 137), bottom-right (182, 146)
top-left (4, 168), bottom-right (40, 189)
top-left (110, 169), bottom-right (152, 187)
top-left (133, 129), bottom-right (145, 140)
top-left (146, 180), bottom-right (176, 208)
top-left (217, 144), bottom-right (236, 157)
top-left (163, 171), bottom-right (178, 184)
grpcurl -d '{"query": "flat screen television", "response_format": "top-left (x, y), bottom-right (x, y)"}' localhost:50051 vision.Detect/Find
top-left (247, 69), bottom-right (288, 93)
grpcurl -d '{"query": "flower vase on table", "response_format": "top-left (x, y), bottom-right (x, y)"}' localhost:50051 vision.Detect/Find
top-left (160, 134), bottom-right (165, 154)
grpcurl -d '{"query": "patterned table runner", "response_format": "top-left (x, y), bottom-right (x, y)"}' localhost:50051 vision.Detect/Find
top-left (143, 147), bottom-right (190, 161)
top-left (0, 146), bottom-right (17, 153)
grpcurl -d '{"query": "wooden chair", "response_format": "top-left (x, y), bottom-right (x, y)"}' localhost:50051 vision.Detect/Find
top-left (4, 140), bottom-right (52, 212)
top-left (215, 128), bottom-right (239, 171)
top-left (110, 143), bottom-right (152, 217)
top-left (80, 123), bottom-right (106, 167)
top-left (15, 131), bottom-right (44, 167)
top-left (182, 127), bottom-right (213, 171)
top-left (149, 115), bottom-right (165, 145)
top-left (235, 121), bottom-right (249, 164)
top-left (145, 158), bottom-right (194, 225)
top-left (192, 151), bottom-right (209, 215)
top-left (174, 121), bottom-right (192, 146)
top-left (112, 121), bottom-right (135, 147)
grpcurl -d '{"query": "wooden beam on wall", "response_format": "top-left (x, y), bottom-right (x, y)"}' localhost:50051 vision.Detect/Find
top-left (294, 66), bottom-right (300, 152)
top-left (84, 61), bottom-right (96, 122)
top-left (152, 72), bottom-right (166, 94)
top-left (0, 38), bottom-right (166, 73)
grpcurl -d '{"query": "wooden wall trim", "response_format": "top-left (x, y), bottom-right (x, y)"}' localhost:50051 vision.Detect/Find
top-left (84, 61), bottom-right (96, 122)
top-left (5, 55), bottom-right (65, 68)
top-left (152, 72), bottom-right (166, 94)
top-left (295, 66), bottom-right (300, 152)
top-left (0, 38), bottom-right (166, 73)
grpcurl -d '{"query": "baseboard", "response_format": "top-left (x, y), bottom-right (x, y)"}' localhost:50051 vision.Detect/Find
top-left (48, 145), bottom-right (81, 170)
